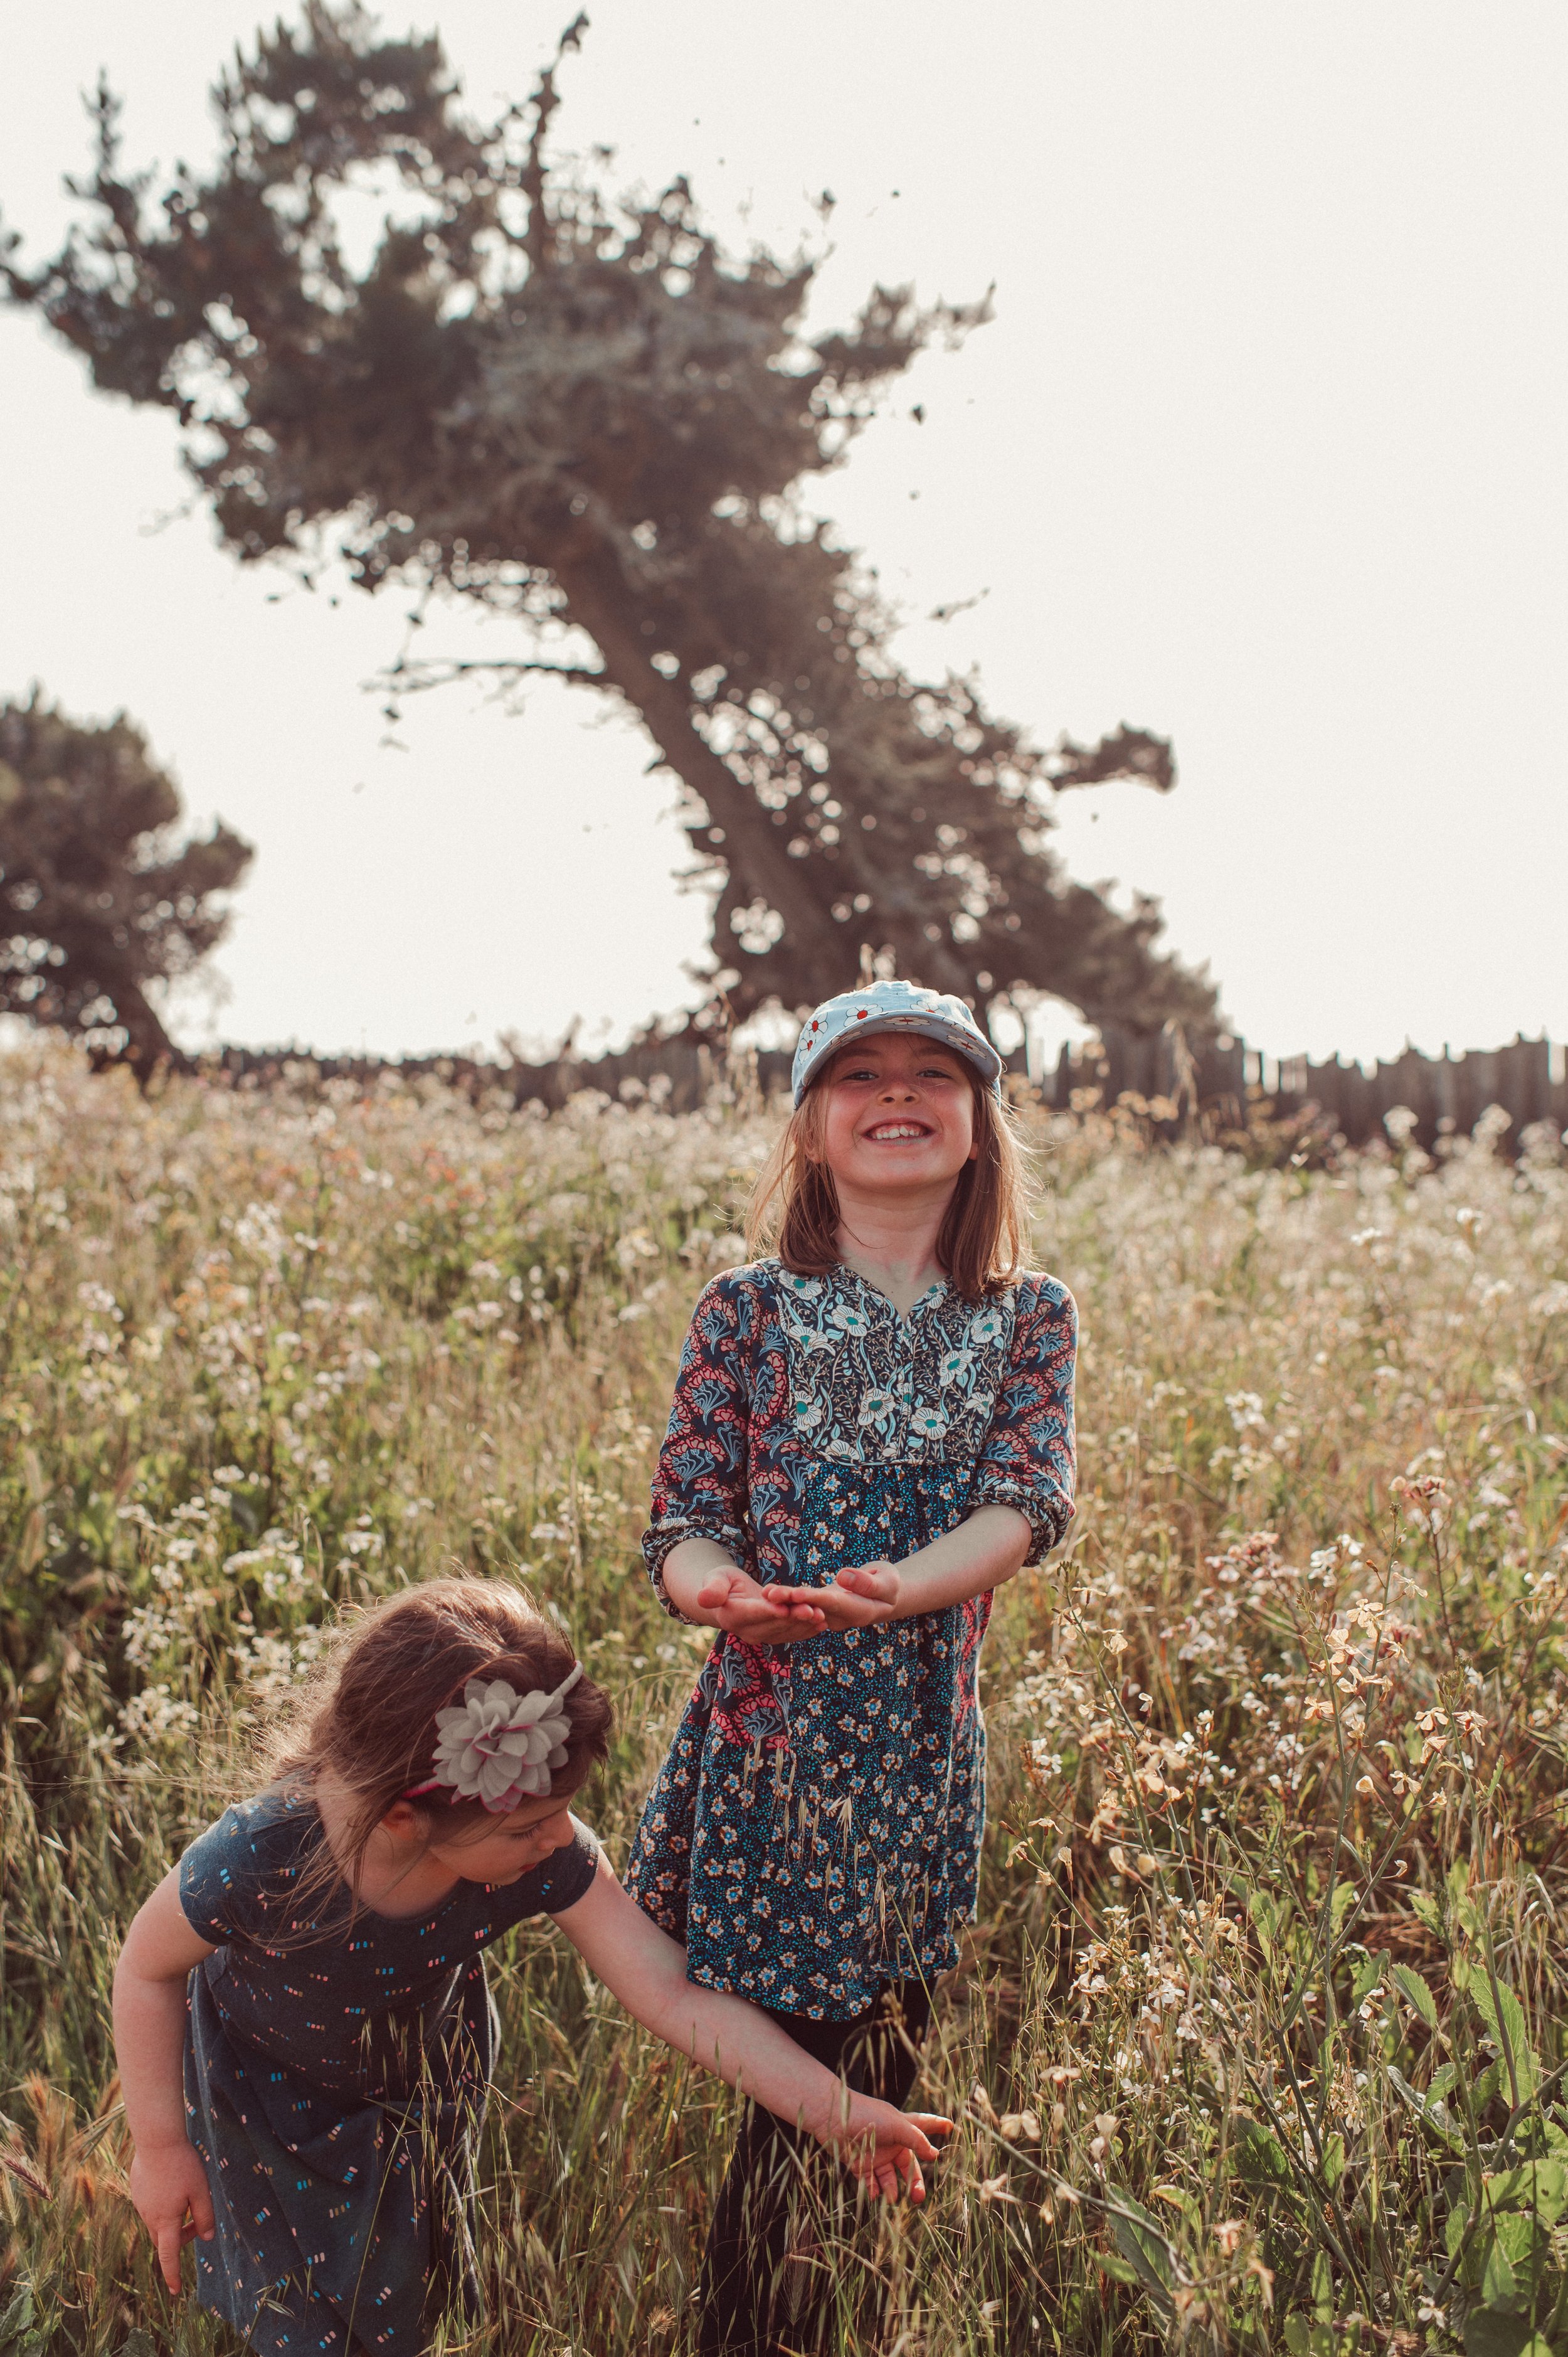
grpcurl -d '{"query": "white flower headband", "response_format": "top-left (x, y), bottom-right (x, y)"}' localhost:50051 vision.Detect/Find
top-left (405, 1664), bottom-right (584, 1816)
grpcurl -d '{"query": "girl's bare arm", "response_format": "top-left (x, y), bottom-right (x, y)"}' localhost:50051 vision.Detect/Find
top-left (765, 1501), bottom-right (1034, 1629)
top-left (114, 1870), bottom-right (220, 2292)
top-left (553, 1854), bottom-right (950, 2199)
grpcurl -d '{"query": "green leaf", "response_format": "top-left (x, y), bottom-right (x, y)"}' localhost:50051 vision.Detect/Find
top-left (1349, 1948), bottom-right (1385, 2008)
top-left (1106, 2189), bottom-right (1175, 2311)
top-left (1236, 2115), bottom-right (1293, 2187)
top-left (1330, 1880), bottom-right (1359, 1938)
top-left (1481, 2230), bottom-right (1520, 2310)
top-left (1463, 2312), bottom-right (1538, 2357)
top-left (0, 2293), bottom-right (34, 2357)
top-left (1471, 1977), bottom-right (1540, 2103)
top-left (1411, 1889), bottom-right (1443, 1933)
top-left (1098, 2250), bottom-right (1145, 2290)
top-left (1393, 1962), bottom-right (1440, 2031)
top-left (1283, 2319), bottom-right (1312, 2357)
top-left (1311, 2247), bottom-right (1332, 2321)
top-left (1473, 2060), bottom-right (1506, 2110)
top-left (1387, 2065), bottom-right (1465, 2149)
top-left (1483, 2159), bottom-right (1568, 2227)
top-left (1322, 2132), bottom-right (1345, 2191)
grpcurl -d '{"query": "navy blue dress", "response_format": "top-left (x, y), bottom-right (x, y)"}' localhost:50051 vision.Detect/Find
top-left (178, 1792), bottom-right (598, 2354)
top-left (625, 1262), bottom-right (1076, 2020)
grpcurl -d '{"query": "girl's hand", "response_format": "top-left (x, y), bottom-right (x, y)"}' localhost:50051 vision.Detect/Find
top-left (129, 2137), bottom-right (216, 2293)
top-left (818, 2096), bottom-right (952, 2203)
top-left (693, 1567), bottom-right (829, 1644)
top-left (761, 1561), bottom-right (901, 1631)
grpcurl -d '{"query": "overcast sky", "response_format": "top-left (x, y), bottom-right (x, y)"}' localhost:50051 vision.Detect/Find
top-left (3, 3), bottom-right (1564, 1065)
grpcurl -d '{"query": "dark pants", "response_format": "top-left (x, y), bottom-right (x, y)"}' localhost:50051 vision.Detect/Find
top-left (696, 1981), bottom-right (933, 2357)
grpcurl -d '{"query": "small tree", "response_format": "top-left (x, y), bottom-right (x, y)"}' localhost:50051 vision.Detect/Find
top-left (4, 6), bottom-right (1214, 1037)
top-left (0, 694), bottom-right (252, 1074)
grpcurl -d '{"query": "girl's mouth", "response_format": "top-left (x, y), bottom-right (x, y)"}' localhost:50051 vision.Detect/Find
top-left (864, 1121), bottom-right (932, 1142)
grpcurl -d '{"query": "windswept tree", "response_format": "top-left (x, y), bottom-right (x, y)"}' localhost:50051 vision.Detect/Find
top-left (0, 694), bottom-right (252, 1074)
top-left (5, 5), bottom-right (1214, 1036)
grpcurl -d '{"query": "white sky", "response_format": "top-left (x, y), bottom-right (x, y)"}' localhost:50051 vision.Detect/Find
top-left (2, 3), bottom-right (1564, 1064)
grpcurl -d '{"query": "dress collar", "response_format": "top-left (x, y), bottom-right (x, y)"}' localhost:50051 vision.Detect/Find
top-left (830, 1260), bottom-right (950, 1320)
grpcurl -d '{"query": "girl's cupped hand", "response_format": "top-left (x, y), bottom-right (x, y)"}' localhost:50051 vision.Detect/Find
top-left (761, 1560), bottom-right (901, 1631)
top-left (824, 2097), bottom-right (953, 2202)
top-left (692, 1567), bottom-right (830, 1643)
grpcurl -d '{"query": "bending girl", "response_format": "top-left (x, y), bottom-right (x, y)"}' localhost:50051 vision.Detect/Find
top-left (627, 978), bottom-right (1078, 2357)
top-left (114, 1576), bottom-right (948, 2353)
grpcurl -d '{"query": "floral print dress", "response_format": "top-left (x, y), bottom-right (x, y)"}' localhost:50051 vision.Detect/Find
top-left (625, 1260), bottom-right (1076, 2019)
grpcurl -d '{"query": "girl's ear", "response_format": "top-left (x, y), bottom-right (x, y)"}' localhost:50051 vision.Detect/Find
top-left (379, 1799), bottom-right (425, 1840)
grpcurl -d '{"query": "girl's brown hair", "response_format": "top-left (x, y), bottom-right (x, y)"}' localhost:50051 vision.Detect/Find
top-left (746, 1053), bottom-right (1036, 1299)
top-left (260, 1577), bottom-right (612, 1922)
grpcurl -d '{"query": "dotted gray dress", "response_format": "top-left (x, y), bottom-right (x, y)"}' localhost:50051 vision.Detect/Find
top-left (178, 1792), bottom-right (597, 2354)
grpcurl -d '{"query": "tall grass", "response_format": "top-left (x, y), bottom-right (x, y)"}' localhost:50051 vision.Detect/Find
top-left (1, 1039), bottom-right (1566, 2354)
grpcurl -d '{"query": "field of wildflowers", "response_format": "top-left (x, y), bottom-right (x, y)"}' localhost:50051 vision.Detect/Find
top-left (3, 1036), bottom-right (1567, 2356)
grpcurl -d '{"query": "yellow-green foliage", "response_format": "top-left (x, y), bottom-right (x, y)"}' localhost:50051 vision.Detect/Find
top-left (2, 1040), bottom-right (1567, 2356)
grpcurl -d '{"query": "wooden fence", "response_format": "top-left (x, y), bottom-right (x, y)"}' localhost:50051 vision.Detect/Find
top-left (1045, 1026), bottom-right (1568, 1149)
top-left (193, 1026), bottom-right (1568, 1151)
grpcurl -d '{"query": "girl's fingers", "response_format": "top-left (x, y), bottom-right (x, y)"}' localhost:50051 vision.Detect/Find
top-left (750, 1594), bottom-right (826, 1627)
top-left (837, 1564), bottom-right (897, 1600)
top-left (155, 2220), bottom-right (184, 2294)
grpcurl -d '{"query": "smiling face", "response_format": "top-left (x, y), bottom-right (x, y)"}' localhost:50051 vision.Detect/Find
top-left (388, 1789), bottom-right (581, 1885)
top-left (815, 1030), bottom-right (979, 1202)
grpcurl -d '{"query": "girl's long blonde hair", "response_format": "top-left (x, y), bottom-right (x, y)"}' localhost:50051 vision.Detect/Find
top-left (746, 1057), bottom-right (1036, 1298)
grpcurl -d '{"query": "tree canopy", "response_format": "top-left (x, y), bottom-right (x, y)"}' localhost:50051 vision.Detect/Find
top-left (0, 695), bottom-right (252, 1073)
top-left (4, 4), bottom-right (1215, 1038)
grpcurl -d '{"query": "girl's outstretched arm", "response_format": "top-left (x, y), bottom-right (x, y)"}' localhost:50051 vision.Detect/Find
top-left (114, 1870), bottom-right (220, 2292)
top-left (552, 1855), bottom-right (951, 2200)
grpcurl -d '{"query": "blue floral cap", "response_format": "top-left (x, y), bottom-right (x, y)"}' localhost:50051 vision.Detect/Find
top-left (792, 980), bottom-right (1004, 1106)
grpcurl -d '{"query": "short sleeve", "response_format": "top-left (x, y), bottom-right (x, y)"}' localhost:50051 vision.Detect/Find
top-left (642, 1272), bottom-right (757, 1616)
top-left (177, 1798), bottom-right (306, 1946)
top-left (972, 1277), bottom-right (1077, 1565)
top-left (498, 1819), bottom-right (601, 1921)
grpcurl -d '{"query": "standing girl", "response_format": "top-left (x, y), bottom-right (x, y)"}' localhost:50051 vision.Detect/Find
top-left (114, 1577), bottom-right (947, 2354)
top-left (627, 979), bottom-right (1078, 2356)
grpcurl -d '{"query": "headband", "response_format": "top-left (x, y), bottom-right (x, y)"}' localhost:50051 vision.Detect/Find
top-left (404, 1663), bottom-right (584, 1815)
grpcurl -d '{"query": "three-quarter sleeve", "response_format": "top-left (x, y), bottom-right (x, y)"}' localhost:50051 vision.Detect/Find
top-left (642, 1272), bottom-right (756, 1616)
top-left (972, 1277), bottom-right (1077, 1564)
